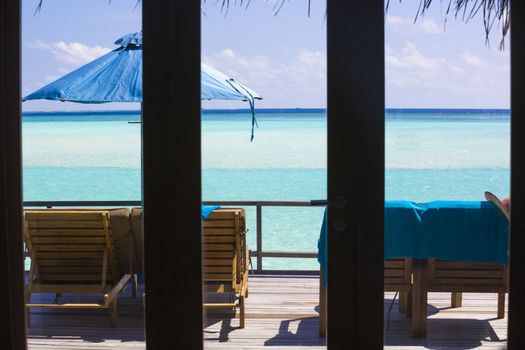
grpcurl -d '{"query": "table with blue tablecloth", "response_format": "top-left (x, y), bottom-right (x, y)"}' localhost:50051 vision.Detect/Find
top-left (317, 200), bottom-right (509, 338)
top-left (318, 200), bottom-right (509, 275)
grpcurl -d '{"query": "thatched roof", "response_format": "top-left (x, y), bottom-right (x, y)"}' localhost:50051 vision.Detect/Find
top-left (35, 0), bottom-right (510, 49)
top-left (403, 0), bottom-right (510, 49)
top-left (212, 0), bottom-right (510, 49)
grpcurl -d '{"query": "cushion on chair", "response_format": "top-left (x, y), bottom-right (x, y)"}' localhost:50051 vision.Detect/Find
top-left (130, 207), bottom-right (144, 274)
top-left (106, 208), bottom-right (138, 276)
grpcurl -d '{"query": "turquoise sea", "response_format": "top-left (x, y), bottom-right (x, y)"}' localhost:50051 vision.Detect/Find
top-left (22, 109), bottom-right (510, 270)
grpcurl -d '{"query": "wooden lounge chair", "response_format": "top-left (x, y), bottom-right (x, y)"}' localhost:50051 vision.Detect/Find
top-left (443, 192), bottom-right (509, 321)
top-left (319, 258), bottom-right (413, 337)
top-left (203, 208), bottom-right (249, 328)
top-left (24, 210), bottom-right (131, 327)
top-left (410, 194), bottom-right (510, 337)
top-left (385, 258), bottom-right (413, 314)
top-left (410, 258), bottom-right (508, 337)
top-left (485, 191), bottom-right (510, 221)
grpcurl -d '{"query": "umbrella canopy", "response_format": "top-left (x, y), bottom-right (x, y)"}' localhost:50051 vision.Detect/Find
top-left (24, 31), bottom-right (262, 139)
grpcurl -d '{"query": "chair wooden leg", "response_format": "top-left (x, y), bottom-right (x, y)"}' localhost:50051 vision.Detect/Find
top-left (319, 268), bottom-right (326, 338)
top-left (406, 291), bottom-right (412, 318)
top-left (131, 274), bottom-right (138, 298)
top-left (497, 292), bottom-right (505, 319)
top-left (411, 259), bottom-right (427, 338)
top-left (451, 292), bottom-right (462, 308)
top-left (53, 293), bottom-right (62, 304)
top-left (25, 291), bottom-right (31, 328)
top-left (110, 299), bottom-right (118, 327)
top-left (239, 295), bottom-right (245, 328)
top-left (26, 306), bottom-right (30, 328)
top-left (399, 291), bottom-right (408, 314)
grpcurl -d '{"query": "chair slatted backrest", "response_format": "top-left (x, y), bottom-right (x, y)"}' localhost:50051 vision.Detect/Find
top-left (24, 210), bottom-right (118, 286)
top-left (425, 193), bottom-right (509, 293)
top-left (202, 208), bottom-right (246, 288)
top-left (427, 259), bottom-right (507, 292)
top-left (384, 258), bottom-right (412, 291)
top-left (485, 191), bottom-right (510, 221)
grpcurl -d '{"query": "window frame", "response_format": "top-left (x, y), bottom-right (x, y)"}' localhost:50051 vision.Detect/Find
top-left (326, 0), bottom-right (385, 348)
top-left (2, 1), bottom-right (525, 349)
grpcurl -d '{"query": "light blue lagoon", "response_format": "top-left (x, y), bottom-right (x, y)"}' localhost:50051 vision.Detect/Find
top-left (22, 109), bottom-right (510, 270)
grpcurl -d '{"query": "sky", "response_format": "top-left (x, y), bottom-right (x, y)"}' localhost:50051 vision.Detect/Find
top-left (21, 0), bottom-right (510, 111)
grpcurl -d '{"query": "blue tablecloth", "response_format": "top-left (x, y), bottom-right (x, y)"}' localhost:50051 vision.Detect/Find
top-left (318, 201), bottom-right (509, 274)
top-left (202, 205), bottom-right (220, 220)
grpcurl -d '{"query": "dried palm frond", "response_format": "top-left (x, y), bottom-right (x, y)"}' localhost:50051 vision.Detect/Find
top-left (215, 0), bottom-right (510, 49)
top-left (34, 0), bottom-right (140, 15)
top-left (33, 0), bottom-right (510, 49)
top-left (397, 0), bottom-right (510, 50)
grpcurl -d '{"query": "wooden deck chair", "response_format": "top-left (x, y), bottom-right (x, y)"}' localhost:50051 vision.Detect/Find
top-left (319, 258), bottom-right (413, 337)
top-left (438, 192), bottom-right (510, 314)
top-left (441, 192), bottom-right (510, 320)
top-left (410, 194), bottom-right (510, 337)
top-left (410, 258), bottom-right (508, 338)
top-left (485, 191), bottom-right (510, 221)
top-left (24, 210), bottom-right (131, 327)
top-left (26, 208), bottom-right (138, 296)
top-left (202, 208), bottom-right (249, 328)
top-left (385, 258), bottom-right (413, 314)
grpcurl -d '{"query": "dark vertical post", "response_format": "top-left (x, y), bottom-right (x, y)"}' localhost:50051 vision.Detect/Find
top-left (509, 1), bottom-right (525, 348)
top-left (142, 2), bottom-right (202, 349)
top-left (410, 259), bottom-right (428, 337)
top-left (327, 0), bottom-right (385, 348)
top-left (256, 204), bottom-right (262, 271)
top-left (0, 1), bottom-right (27, 349)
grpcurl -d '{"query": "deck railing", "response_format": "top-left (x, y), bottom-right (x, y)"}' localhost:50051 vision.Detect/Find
top-left (23, 200), bottom-right (327, 274)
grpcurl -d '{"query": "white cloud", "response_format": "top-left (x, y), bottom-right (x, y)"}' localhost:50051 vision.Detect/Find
top-left (203, 48), bottom-right (326, 107)
top-left (386, 15), bottom-right (442, 35)
top-left (291, 50), bottom-right (326, 79)
top-left (57, 67), bottom-right (73, 74)
top-left (44, 75), bottom-right (59, 83)
top-left (25, 39), bottom-right (113, 97)
top-left (461, 52), bottom-right (484, 67)
top-left (220, 48), bottom-right (235, 58)
top-left (296, 50), bottom-right (325, 66)
top-left (386, 42), bottom-right (446, 71)
top-left (385, 55), bottom-right (403, 67)
top-left (385, 43), bottom-right (510, 108)
top-left (29, 39), bottom-right (112, 67)
top-left (451, 66), bottom-right (464, 75)
top-left (386, 15), bottom-right (411, 26)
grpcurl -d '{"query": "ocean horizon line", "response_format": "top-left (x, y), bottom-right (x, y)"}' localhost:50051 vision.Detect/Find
top-left (22, 107), bottom-right (510, 117)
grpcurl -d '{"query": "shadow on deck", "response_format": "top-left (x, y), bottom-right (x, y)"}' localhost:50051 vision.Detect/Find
top-left (27, 276), bottom-right (507, 349)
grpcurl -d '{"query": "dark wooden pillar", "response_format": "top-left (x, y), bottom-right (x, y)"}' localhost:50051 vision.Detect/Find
top-left (142, 1), bottom-right (203, 349)
top-left (509, 1), bottom-right (525, 348)
top-left (0, 0), bottom-right (27, 349)
top-left (327, 0), bottom-right (385, 348)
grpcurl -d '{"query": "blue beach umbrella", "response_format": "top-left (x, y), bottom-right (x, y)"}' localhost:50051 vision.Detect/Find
top-left (23, 31), bottom-right (263, 139)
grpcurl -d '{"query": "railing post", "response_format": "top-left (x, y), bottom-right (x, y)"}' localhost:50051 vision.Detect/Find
top-left (256, 204), bottom-right (262, 271)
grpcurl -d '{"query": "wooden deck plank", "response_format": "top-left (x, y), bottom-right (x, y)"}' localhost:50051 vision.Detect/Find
top-left (27, 276), bottom-right (508, 349)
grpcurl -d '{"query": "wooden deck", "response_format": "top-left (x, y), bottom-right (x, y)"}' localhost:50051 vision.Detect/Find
top-left (27, 275), bottom-right (508, 349)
